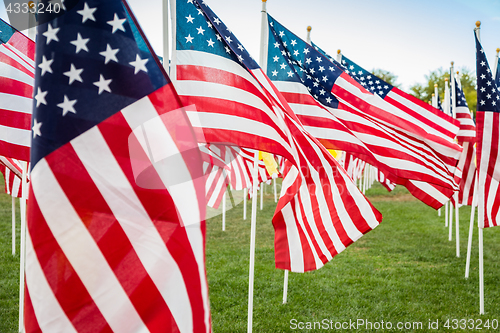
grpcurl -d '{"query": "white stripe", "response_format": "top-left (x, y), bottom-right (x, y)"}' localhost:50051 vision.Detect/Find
top-left (121, 95), bottom-right (209, 331)
top-left (31, 158), bottom-right (148, 333)
top-left (25, 229), bottom-right (78, 333)
top-left (2, 42), bottom-right (35, 68)
top-left (486, 177), bottom-right (499, 225)
top-left (409, 180), bottom-right (449, 204)
top-left (0, 92), bottom-right (32, 114)
top-left (186, 111), bottom-right (291, 151)
top-left (0, 123), bottom-right (30, 146)
top-left (0, 60), bottom-right (34, 86)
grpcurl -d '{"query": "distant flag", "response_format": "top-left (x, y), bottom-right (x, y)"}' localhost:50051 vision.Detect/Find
top-left (0, 156), bottom-right (25, 197)
top-left (0, 19), bottom-right (35, 162)
top-left (25, 1), bottom-right (211, 332)
top-left (494, 48), bottom-right (500, 85)
top-left (173, 0), bottom-right (382, 272)
top-left (437, 93), bottom-right (443, 112)
top-left (474, 32), bottom-right (500, 227)
top-left (266, 15), bottom-right (461, 209)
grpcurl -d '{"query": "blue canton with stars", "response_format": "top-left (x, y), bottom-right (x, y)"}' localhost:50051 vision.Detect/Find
top-left (454, 78), bottom-right (469, 108)
top-left (340, 55), bottom-right (393, 99)
top-left (475, 32), bottom-right (500, 113)
top-left (31, 0), bottom-right (167, 167)
top-left (266, 14), bottom-right (343, 109)
top-left (176, 0), bottom-right (258, 71)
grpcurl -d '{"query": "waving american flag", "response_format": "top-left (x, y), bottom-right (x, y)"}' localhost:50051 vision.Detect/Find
top-left (25, 1), bottom-right (210, 332)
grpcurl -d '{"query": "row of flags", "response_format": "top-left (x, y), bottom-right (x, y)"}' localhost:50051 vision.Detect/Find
top-left (0, 0), bottom-right (498, 330)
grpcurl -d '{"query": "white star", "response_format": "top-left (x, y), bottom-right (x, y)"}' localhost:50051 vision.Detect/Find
top-left (487, 94), bottom-right (491, 99)
top-left (287, 70), bottom-right (293, 77)
top-left (293, 50), bottom-right (299, 56)
top-left (216, 34), bottom-right (222, 41)
top-left (57, 95), bottom-right (77, 116)
top-left (280, 63), bottom-right (286, 70)
top-left (213, 17), bottom-right (221, 25)
top-left (197, 26), bottom-right (205, 35)
top-left (326, 97), bottom-right (332, 103)
top-left (319, 89), bottom-right (325, 95)
top-left (224, 46), bottom-right (231, 53)
top-left (303, 48), bottom-right (310, 54)
top-left (225, 36), bottom-right (232, 43)
top-left (273, 55), bottom-right (279, 62)
top-left (185, 34), bottom-right (194, 43)
top-left (481, 87), bottom-right (486, 92)
top-left (313, 81), bottom-right (319, 87)
top-left (316, 57), bottom-right (322, 63)
top-left (32, 119), bottom-right (42, 139)
top-left (329, 66), bottom-right (334, 72)
top-left (310, 68), bottom-right (315, 74)
top-left (43, 23), bottom-right (59, 44)
top-left (207, 21), bottom-right (213, 29)
top-left (107, 13), bottom-right (126, 33)
top-left (291, 40), bottom-right (297, 46)
top-left (305, 58), bottom-right (312, 64)
top-left (77, 2), bottom-right (97, 23)
top-left (129, 54), bottom-right (148, 74)
top-left (480, 61), bottom-right (486, 67)
top-left (480, 74), bottom-right (486, 79)
top-left (63, 64), bottom-right (83, 85)
top-left (99, 44), bottom-right (119, 64)
top-left (237, 44), bottom-right (244, 51)
top-left (322, 76), bottom-right (328, 82)
top-left (207, 38), bottom-right (215, 47)
top-left (93, 75), bottom-right (112, 94)
top-left (237, 54), bottom-right (244, 62)
top-left (196, 8), bottom-right (203, 15)
top-left (272, 70), bottom-right (278, 76)
top-left (480, 100), bottom-right (485, 105)
top-left (186, 14), bottom-right (194, 23)
top-left (279, 31), bottom-right (284, 37)
top-left (283, 41), bottom-right (287, 48)
top-left (34, 87), bottom-right (47, 107)
top-left (70, 33), bottom-right (90, 53)
top-left (274, 42), bottom-right (280, 48)
top-left (318, 66), bottom-right (325, 72)
top-left (38, 55), bottom-right (53, 76)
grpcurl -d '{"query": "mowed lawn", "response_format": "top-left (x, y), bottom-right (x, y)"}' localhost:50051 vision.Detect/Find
top-left (1, 181), bottom-right (500, 332)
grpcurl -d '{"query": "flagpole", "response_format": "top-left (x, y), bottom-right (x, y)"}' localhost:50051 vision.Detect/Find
top-left (493, 48), bottom-right (499, 80)
top-left (282, 270), bottom-right (289, 304)
top-left (169, 0), bottom-right (177, 82)
top-left (260, 183), bottom-right (263, 210)
top-left (243, 188), bottom-right (247, 220)
top-left (18, 161), bottom-right (28, 333)
top-left (451, 62), bottom-right (460, 257)
top-left (449, 198), bottom-right (453, 241)
top-left (247, 2), bottom-right (269, 331)
top-left (162, 0), bottom-right (169, 73)
top-left (222, 191), bottom-right (226, 231)
top-left (12, 196), bottom-right (16, 255)
top-left (306, 26), bottom-right (311, 44)
top-left (336, 49), bottom-right (342, 64)
top-left (273, 177), bottom-right (277, 202)
top-left (432, 85), bottom-right (442, 218)
top-left (465, 175), bottom-right (478, 278)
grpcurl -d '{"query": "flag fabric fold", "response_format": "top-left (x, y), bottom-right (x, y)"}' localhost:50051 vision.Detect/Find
top-left (173, 0), bottom-right (382, 272)
top-left (0, 19), bottom-right (35, 162)
top-left (474, 32), bottom-right (500, 228)
top-left (26, 1), bottom-right (210, 331)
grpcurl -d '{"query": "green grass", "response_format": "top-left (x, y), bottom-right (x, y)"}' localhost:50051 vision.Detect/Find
top-left (1, 181), bottom-right (500, 332)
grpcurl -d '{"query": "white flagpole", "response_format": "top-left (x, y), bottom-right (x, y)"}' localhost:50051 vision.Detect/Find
top-left (222, 191), bottom-right (226, 231)
top-left (247, 2), bottom-right (269, 331)
top-left (465, 176), bottom-right (478, 278)
top-left (282, 270), bottom-right (289, 304)
top-left (162, 0), bottom-right (169, 73)
top-left (449, 199), bottom-right (453, 241)
top-left (474, 20), bottom-right (485, 315)
top-left (492, 48), bottom-right (499, 80)
top-left (18, 161), bottom-right (28, 333)
top-left (260, 182), bottom-right (263, 210)
top-left (445, 202), bottom-right (449, 227)
top-left (306, 26), bottom-right (311, 44)
top-left (243, 188), bottom-right (247, 220)
top-left (169, 0), bottom-right (177, 82)
top-left (12, 196), bottom-right (16, 255)
top-left (451, 63), bottom-right (460, 257)
top-left (336, 49), bottom-right (342, 64)
top-left (273, 178), bottom-right (277, 203)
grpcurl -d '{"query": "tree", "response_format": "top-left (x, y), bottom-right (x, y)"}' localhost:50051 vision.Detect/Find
top-left (409, 67), bottom-right (477, 116)
top-left (371, 69), bottom-right (400, 87)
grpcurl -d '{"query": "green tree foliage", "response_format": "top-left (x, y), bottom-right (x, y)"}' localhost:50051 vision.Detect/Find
top-left (371, 69), bottom-right (400, 87)
top-left (409, 67), bottom-right (477, 116)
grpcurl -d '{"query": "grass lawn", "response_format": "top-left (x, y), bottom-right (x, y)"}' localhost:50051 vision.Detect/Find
top-left (1, 180), bottom-right (500, 332)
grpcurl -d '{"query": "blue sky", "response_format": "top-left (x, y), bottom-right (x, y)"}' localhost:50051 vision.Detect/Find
top-left (3, 0), bottom-right (500, 91)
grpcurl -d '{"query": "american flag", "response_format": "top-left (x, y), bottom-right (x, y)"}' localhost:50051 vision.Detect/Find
top-left (266, 15), bottom-right (461, 209)
top-left (453, 75), bottom-right (476, 205)
top-left (0, 155), bottom-right (25, 197)
top-left (475, 32), bottom-right (500, 228)
top-left (173, 0), bottom-right (382, 272)
top-left (0, 19), bottom-right (34, 162)
top-left (25, 1), bottom-right (211, 332)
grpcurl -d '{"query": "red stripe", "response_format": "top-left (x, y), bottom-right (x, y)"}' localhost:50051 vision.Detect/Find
top-left (486, 113), bottom-right (499, 181)
top-left (0, 49), bottom-right (35, 79)
top-left (27, 186), bottom-right (113, 333)
top-left (8, 31), bottom-right (35, 61)
top-left (0, 108), bottom-right (32, 130)
top-left (24, 281), bottom-right (42, 333)
top-left (280, 91), bottom-right (318, 105)
top-left (0, 140), bottom-right (30, 162)
top-left (0, 75), bottom-right (33, 97)
top-left (98, 89), bottom-right (209, 332)
top-left (46, 142), bottom-right (179, 333)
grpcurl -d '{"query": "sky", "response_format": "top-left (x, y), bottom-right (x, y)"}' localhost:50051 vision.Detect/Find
top-left (3, 0), bottom-right (500, 91)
